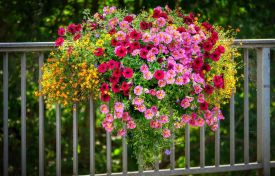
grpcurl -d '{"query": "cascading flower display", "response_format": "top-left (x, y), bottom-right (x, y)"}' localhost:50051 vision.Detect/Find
top-left (38, 6), bottom-right (238, 165)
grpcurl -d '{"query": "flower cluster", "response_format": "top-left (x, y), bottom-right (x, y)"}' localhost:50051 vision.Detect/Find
top-left (39, 6), bottom-right (238, 163)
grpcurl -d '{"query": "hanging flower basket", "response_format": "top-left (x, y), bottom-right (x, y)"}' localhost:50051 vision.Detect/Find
top-left (37, 6), bottom-right (238, 165)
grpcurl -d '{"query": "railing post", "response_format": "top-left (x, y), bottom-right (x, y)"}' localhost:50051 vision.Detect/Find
top-left (256, 48), bottom-right (270, 176)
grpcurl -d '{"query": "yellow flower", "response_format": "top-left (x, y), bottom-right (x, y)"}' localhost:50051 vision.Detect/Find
top-left (96, 39), bottom-right (104, 47)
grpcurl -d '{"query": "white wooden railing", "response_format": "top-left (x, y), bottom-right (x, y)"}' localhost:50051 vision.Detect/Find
top-left (1, 39), bottom-right (275, 176)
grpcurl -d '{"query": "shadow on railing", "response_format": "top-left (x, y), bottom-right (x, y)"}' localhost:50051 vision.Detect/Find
top-left (1, 39), bottom-right (275, 176)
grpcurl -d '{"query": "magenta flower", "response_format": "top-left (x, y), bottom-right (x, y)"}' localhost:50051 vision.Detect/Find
top-left (144, 109), bottom-right (154, 119)
top-left (162, 129), bottom-right (171, 138)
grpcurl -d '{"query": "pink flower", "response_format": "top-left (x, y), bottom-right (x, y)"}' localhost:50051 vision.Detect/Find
top-left (175, 76), bottom-right (184, 85)
top-left (163, 34), bottom-right (172, 44)
top-left (150, 120), bottom-right (162, 129)
top-left (162, 129), bottom-right (171, 138)
top-left (140, 48), bottom-right (148, 59)
top-left (104, 122), bottom-right (113, 132)
top-left (196, 117), bottom-right (205, 127)
top-left (100, 104), bottom-right (109, 114)
top-left (144, 109), bottom-right (154, 119)
top-left (156, 90), bottom-right (165, 99)
top-left (149, 89), bottom-right (156, 96)
top-left (134, 86), bottom-right (143, 96)
top-left (157, 17), bottom-right (166, 27)
top-left (181, 99), bottom-right (190, 109)
top-left (165, 75), bottom-right (175, 84)
top-left (158, 79), bottom-right (166, 87)
top-left (116, 31), bottom-right (126, 41)
top-left (109, 18), bottom-right (119, 28)
top-left (142, 33), bottom-right (151, 42)
top-left (150, 106), bottom-right (158, 114)
top-left (132, 97), bottom-right (144, 106)
top-left (140, 64), bottom-right (149, 73)
top-left (194, 84), bottom-right (203, 94)
top-left (119, 21), bottom-right (129, 29)
top-left (143, 71), bottom-right (153, 80)
top-left (122, 112), bottom-right (131, 122)
top-left (117, 129), bottom-right (126, 137)
top-left (181, 114), bottom-right (191, 123)
top-left (114, 102), bottom-right (124, 112)
top-left (159, 115), bottom-right (168, 123)
top-left (105, 114), bottom-right (113, 122)
top-left (127, 120), bottom-right (136, 129)
top-left (137, 104), bottom-right (146, 112)
top-left (197, 94), bottom-right (205, 103)
top-left (115, 111), bottom-right (123, 119)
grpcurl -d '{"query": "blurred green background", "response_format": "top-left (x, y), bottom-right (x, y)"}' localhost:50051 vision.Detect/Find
top-left (0, 0), bottom-right (274, 175)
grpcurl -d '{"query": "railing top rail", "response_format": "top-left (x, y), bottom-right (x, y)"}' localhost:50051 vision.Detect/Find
top-left (0, 39), bottom-right (275, 52)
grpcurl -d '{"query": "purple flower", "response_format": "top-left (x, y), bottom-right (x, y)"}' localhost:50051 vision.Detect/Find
top-left (165, 149), bottom-right (171, 155)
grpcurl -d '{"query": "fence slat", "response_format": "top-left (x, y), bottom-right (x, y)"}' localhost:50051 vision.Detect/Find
top-left (106, 132), bottom-right (112, 175)
top-left (154, 154), bottom-right (159, 172)
top-left (73, 104), bottom-right (78, 175)
top-left (3, 53), bottom-right (9, 176)
top-left (56, 104), bottom-right (61, 176)
top-left (185, 124), bottom-right (190, 169)
top-left (38, 53), bottom-right (45, 176)
top-left (215, 122), bottom-right (220, 167)
top-left (243, 49), bottom-right (249, 164)
top-left (122, 125), bottom-right (128, 175)
top-left (170, 109), bottom-right (175, 170)
top-left (200, 125), bottom-right (205, 167)
top-left (230, 89), bottom-right (235, 165)
top-left (90, 98), bottom-right (95, 175)
top-left (21, 53), bottom-right (27, 176)
top-left (256, 48), bottom-right (270, 175)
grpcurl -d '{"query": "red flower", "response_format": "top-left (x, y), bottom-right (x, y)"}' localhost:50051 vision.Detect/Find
top-left (67, 23), bottom-right (77, 34)
top-left (157, 58), bottom-right (164, 63)
top-left (129, 30), bottom-right (141, 40)
top-left (115, 46), bottom-right (127, 58)
top-left (131, 41), bottom-right (140, 49)
top-left (112, 84), bottom-right (120, 93)
top-left (192, 57), bottom-right (204, 72)
top-left (58, 27), bottom-right (65, 36)
top-left (202, 41), bottom-right (213, 52)
top-left (73, 34), bottom-right (81, 41)
top-left (101, 93), bottom-right (110, 102)
top-left (140, 48), bottom-right (148, 59)
top-left (154, 70), bottom-right (164, 80)
top-left (140, 21), bottom-right (148, 30)
top-left (201, 22), bottom-right (213, 31)
top-left (160, 12), bottom-right (167, 19)
top-left (107, 60), bottom-right (117, 70)
top-left (153, 9), bottom-right (161, 18)
top-left (75, 24), bottom-right (82, 32)
top-left (109, 76), bottom-right (119, 84)
top-left (108, 28), bottom-right (116, 35)
top-left (204, 85), bottom-right (214, 94)
top-left (123, 68), bottom-right (133, 79)
top-left (55, 37), bottom-right (64, 46)
top-left (200, 101), bottom-right (209, 111)
top-left (98, 63), bottom-right (108, 73)
top-left (100, 83), bottom-right (109, 92)
top-left (202, 63), bottom-right (211, 72)
top-left (123, 89), bottom-right (129, 97)
top-left (177, 27), bottom-right (186, 33)
top-left (121, 82), bottom-right (130, 91)
top-left (210, 51), bottom-right (221, 61)
top-left (112, 68), bottom-right (122, 78)
top-left (184, 13), bottom-right (194, 24)
top-left (94, 48), bottom-right (104, 57)
top-left (111, 38), bottom-right (118, 47)
top-left (216, 45), bottom-right (225, 54)
top-left (213, 75), bottom-right (224, 89)
top-left (124, 15), bottom-right (134, 23)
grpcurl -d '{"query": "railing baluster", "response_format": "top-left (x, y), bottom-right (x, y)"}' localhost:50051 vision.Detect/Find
top-left (106, 132), bottom-right (112, 175)
top-left (215, 122), bottom-right (220, 167)
top-left (154, 154), bottom-right (159, 172)
top-left (90, 98), bottom-right (95, 175)
top-left (138, 152), bottom-right (144, 175)
top-left (3, 52), bottom-right (9, 176)
top-left (21, 53), bottom-right (27, 176)
top-left (122, 125), bottom-right (128, 175)
top-left (170, 108), bottom-right (175, 170)
top-left (185, 123), bottom-right (190, 169)
top-left (39, 53), bottom-right (45, 176)
top-left (256, 48), bottom-right (270, 175)
top-left (56, 104), bottom-right (61, 176)
top-left (73, 104), bottom-right (78, 175)
top-left (200, 125), bottom-right (205, 168)
top-left (230, 89), bottom-right (235, 165)
top-left (244, 49), bottom-right (249, 164)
